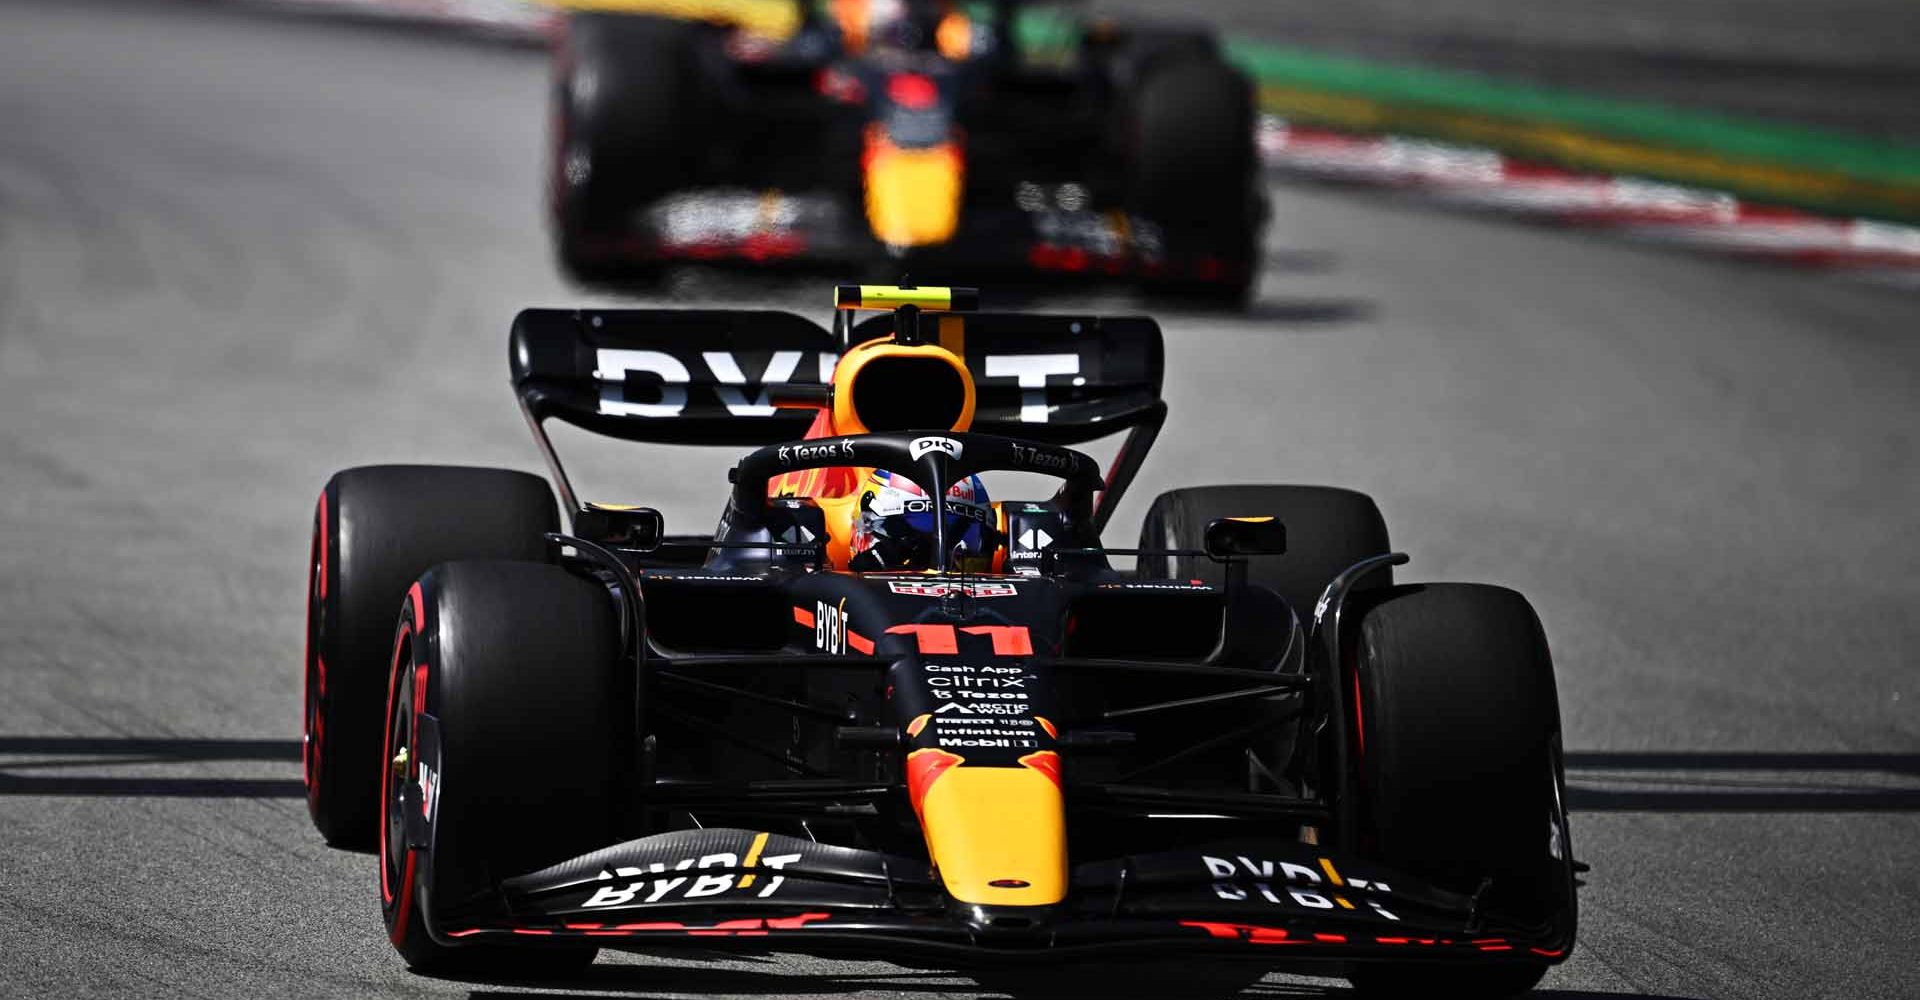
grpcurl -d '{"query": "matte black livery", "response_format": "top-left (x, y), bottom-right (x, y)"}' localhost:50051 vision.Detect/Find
top-left (302, 286), bottom-right (1579, 995)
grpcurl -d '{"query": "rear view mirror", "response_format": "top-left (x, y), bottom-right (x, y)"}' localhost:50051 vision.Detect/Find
top-left (574, 504), bottom-right (664, 551)
top-left (1203, 517), bottom-right (1287, 560)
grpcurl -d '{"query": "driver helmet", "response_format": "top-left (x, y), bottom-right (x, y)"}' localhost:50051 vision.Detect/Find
top-left (867, 0), bottom-right (948, 54)
top-left (849, 468), bottom-right (996, 572)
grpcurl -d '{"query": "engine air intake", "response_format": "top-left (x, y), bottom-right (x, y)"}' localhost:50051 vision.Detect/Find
top-left (833, 341), bottom-right (975, 434)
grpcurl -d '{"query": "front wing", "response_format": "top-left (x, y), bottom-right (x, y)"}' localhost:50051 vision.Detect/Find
top-left (435, 828), bottom-right (1573, 964)
top-left (583, 188), bottom-right (1254, 289)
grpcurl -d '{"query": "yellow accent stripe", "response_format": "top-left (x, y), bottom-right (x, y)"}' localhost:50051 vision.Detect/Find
top-left (1318, 857), bottom-right (1345, 886)
top-left (1335, 895), bottom-right (1355, 909)
top-left (756, 189), bottom-right (782, 230)
top-left (737, 831), bottom-right (770, 888)
top-left (537, 0), bottom-right (801, 39)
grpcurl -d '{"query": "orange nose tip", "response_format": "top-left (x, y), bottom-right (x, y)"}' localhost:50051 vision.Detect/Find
top-left (863, 130), bottom-right (963, 250)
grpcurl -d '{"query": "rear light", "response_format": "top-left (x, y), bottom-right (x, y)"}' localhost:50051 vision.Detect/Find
top-left (815, 68), bottom-right (866, 104)
top-left (887, 73), bottom-right (939, 110)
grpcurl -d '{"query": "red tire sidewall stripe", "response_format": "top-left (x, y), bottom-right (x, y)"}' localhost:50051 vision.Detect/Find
top-left (381, 582), bottom-right (429, 947)
top-left (302, 489), bottom-right (329, 800)
top-left (1351, 665), bottom-right (1366, 760)
top-left (380, 620), bottom-right (411, 909)
top-left (1347, 643), bottom-right (1373, 853)
top-left (318, 489), bottom-right (329, 601)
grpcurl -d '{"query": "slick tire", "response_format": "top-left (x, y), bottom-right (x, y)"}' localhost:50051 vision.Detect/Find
top-left (381, 561), bottom-right (620, 973)
top-left (1343, 584), bottom-right (1577, 998)
top-left (1125, 55), bottom-right (1260, 303)
top-left (551, 12), bottom-right (706, 284)
top-left (303, 466), bottom-right (557, 850)
top-left (1136, 485), bottom-right (1392, 627)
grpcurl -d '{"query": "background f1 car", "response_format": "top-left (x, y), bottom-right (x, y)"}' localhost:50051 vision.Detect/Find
top-left (301, 285), bottom-right (1580, 995)
top-left (550, 1), bottom-right (1265, 302)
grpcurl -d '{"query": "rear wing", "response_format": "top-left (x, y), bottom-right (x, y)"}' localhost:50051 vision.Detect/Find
top-left (512, 309), bottom-right (834, 448)
top-left (510, 307), bottom-right (1164, 446)
top-left (510, 305), bottom-right (1165, 531)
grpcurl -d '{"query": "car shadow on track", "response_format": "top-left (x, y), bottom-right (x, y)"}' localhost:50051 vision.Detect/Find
top-left (454, 958), bottom-right (1269, 999)
top-left (1563, 751), bottom-right (1920, 813)
top-left (0, 738), bottom-right (1913, 813)
top-left (463, 965), bottom-right (1705, 999)
top-left (0, 735), bottom-right (303, 798)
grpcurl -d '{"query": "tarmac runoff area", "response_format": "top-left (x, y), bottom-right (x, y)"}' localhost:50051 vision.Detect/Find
top-left (1, 1), bottom-right (1917, 998)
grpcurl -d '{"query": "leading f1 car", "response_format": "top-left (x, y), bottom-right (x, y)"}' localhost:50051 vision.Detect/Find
top-left (550, 0), bottom-right (1264, 301)
top-left (300, 285), bottom-right (1580, 995)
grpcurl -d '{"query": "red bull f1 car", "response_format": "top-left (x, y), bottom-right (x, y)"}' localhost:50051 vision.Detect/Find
top-left (549, 1), bottom-right (1264, 301)
top-left (301, 285), bottom-right (1580, 994)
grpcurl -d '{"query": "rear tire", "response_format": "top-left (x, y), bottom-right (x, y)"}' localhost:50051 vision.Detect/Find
top-left (1133, 485), bottom-right (1389, 788)
top-left (381, 561), bottom-right (620, 973)
top-left (1124, 55), bottom-right (1261, 303)
top-left (1136, 485), bottom-right (1391, 626)
top-left (303, 466), bottom-right (557, 850)
top-left (1343, 583), bottom-right (1576, 998)
top-left (551, 13), bottom-right (706, 284)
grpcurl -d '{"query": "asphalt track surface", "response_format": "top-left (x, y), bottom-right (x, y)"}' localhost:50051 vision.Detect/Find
top-left (2, 2), bottom-right (1917, 998)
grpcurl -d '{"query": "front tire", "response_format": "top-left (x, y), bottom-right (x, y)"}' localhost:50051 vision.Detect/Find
top-left (303, 466), bottom-right (557, 850)
top-left (1123, 54), bottom-right (1261, 303)
top-left (381, 561), bottom-right (621, 973)
top-left (551, 13), bottom-right (706, 285)
top-left (1342, 583), bottom-right (1576, 998)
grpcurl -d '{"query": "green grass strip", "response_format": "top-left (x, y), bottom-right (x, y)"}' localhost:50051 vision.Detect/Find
top-left (1008, 8), bottom-right (1920, 217)
top-left (1224, 41), bottom-right (1920, 187)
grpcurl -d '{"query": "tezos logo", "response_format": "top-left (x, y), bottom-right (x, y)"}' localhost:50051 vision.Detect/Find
top-left (1008, 442), bottom-right (1071, 471)
top-left (909, 436), bottom-right (964, 462)
top-left (777, 440), bottom-right (855, 466)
